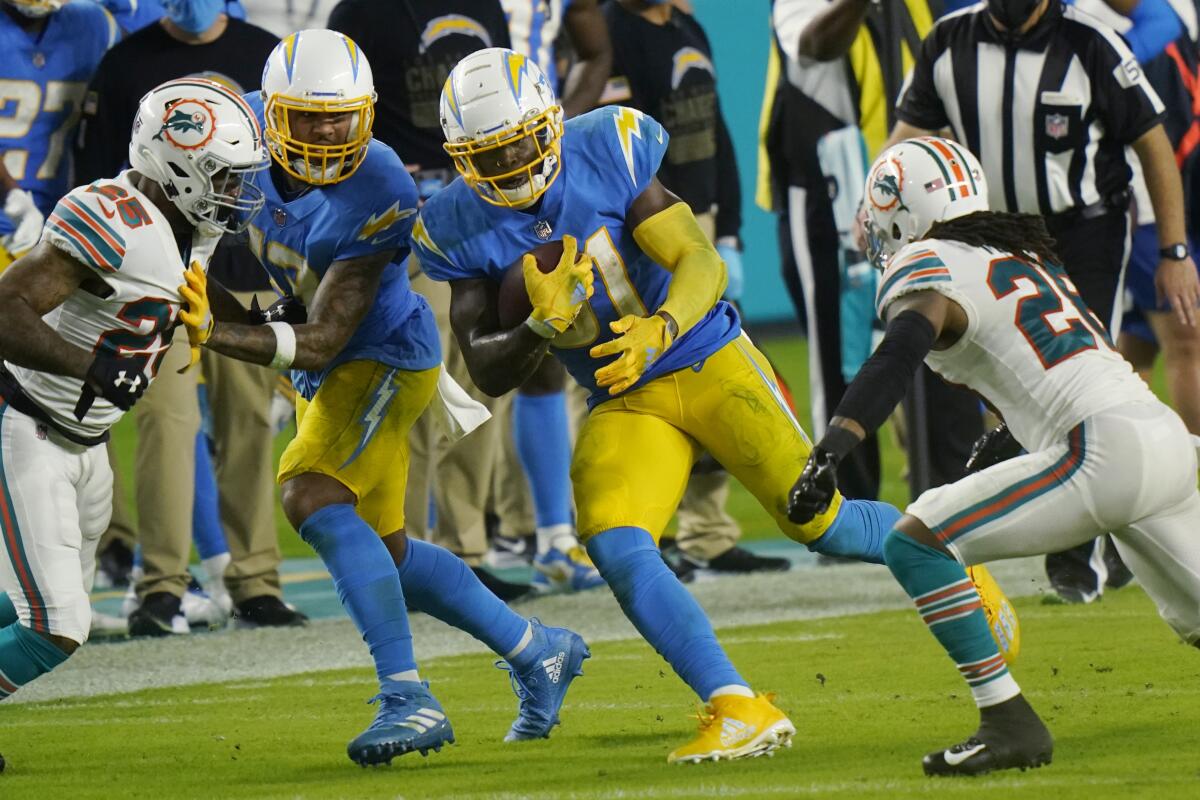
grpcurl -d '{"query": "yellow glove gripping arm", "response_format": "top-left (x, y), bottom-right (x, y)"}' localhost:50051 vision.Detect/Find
top-left (631, 201), bottom-right (727, 336)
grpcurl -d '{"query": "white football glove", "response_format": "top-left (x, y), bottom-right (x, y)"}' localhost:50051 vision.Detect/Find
top-left (3, 188), bottom-right (43, 256)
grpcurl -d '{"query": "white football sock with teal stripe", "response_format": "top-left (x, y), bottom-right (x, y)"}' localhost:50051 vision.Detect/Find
top-left (884, 531), bottom-right (1020, 708)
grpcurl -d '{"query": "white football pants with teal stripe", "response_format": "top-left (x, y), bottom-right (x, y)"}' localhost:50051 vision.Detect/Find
top-left (0, 400), bottom-right (111, 644)
top-left (908, 400), bottom-right (1200, 645)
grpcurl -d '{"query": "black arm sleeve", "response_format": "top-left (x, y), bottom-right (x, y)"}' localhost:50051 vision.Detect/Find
top-left (823, 309), bottom-right (936, 456)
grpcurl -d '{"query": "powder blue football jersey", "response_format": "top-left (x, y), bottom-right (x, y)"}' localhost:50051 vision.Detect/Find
top-left (242, 91), bottom-right (441, 399)
top-left (415, 105), bottom-right (740, 406)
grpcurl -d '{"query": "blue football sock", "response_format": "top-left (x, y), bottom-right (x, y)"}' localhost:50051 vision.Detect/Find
top-left (883, 531), bottom-right (1019, 708)
top-left (0, 593), bottom-right (16, 628)
top-left (396, 538), bottom-right (529, 664)
top-left (808, 499), bottom-right (901, 564)
top-left (192, 431), bottom-right (227, 561)
top-left (587, 526), bottom-right (747, 700)
top-left (299, 504), bottom-right (417, 685)
top-left (0, 623), bottom-right (70, 700)
top-left (514, 392), bottom-right (573, 536)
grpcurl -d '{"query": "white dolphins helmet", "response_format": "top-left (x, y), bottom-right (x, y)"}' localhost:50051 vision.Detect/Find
top-left (2, 0), bottom-right (65, 17)
top-left (261, 29), bottom-right (376, 185)
top-left (440, 47), bottom-right (563, 209)
top-left (863, 137), bottom-right (989, 269)
top-left (128, 78), bottom-right (268, 237)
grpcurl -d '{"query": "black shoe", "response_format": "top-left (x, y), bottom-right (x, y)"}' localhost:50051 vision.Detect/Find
top-left (127, 592), bottom-right (183, 637)
top-left (97, 539), bottom-right (134, 587)
top-left (922, 695), bottom-right (1053, 776)
top-left (1045, 545), bottom-right (1102, 604)
top-left (1102, 536), bottom-right (1133, 590)
top-left (484, 534), bottom-right (534, 569)
top-left (663, 552), bottom-right (696, 583)
top-left (471, 567), bottom-right (534, 603)
top-left (696, 545), bottom-right (791, 574)
top-left (234, 595), bottom-right (308, 628)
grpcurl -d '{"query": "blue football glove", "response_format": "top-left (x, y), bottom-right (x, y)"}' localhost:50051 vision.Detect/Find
top-left (716, 238), bottom-right (743, 302)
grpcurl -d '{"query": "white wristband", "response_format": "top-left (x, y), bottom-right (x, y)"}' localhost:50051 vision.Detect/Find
top-left (265, 322), bottom-right (296, 370)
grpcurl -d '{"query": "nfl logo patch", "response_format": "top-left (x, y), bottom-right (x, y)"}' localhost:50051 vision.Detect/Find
top-left (1046, 113), bottom-right (1070, 140)
top-left (534, 219), bottom-right (553, 240)
top-left (273, 207), bottom-right (288, 228)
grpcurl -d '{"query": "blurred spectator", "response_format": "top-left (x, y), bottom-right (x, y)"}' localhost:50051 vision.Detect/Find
top-left (94, 1), bottom-right (246, 35)
top-left (327, 0), bottom-right (542, 601)
top-left (763, 0), bottom-right (944, 504)
top-left (1106, 0), bottom-right (1200, 441)
top-left (598, 0), bottom-right (789, 576)
top-left (75, 0), bottom-right (302, 633)
top-left (1, 0), bottom-right (116, 263)
top-left (500, 0), bottom-right (612, 116)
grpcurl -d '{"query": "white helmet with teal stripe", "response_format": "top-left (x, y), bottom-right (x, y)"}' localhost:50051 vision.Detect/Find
top-left (863, 136), bottom-right (989, 269)
top-left (129, 78), bottom-right (268, 237)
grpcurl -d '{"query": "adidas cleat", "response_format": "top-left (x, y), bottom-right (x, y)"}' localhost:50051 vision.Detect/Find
top-left (532, 546), bottom-right (606, 593)
top-left (346, 681), bottom-right (455, 766)
top-left (923, 694), bottom-right (1053, 776)
top-left (498, 619), bottom-right (590, 741)
top-left (967, 564), bottom-right (1020, 664)
top-left (667, 693), bottom-right (795, 764)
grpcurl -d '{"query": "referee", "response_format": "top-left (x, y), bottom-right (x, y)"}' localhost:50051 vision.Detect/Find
top-left (886, 0), bottom-right (1200, 602)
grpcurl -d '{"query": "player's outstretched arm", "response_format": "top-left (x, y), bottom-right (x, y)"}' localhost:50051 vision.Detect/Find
top-left (204, 250), bottom-right (390, 371)
top-left (449, 277), bottom-right (552, 397)
top-left (0, 242), bottom-right (100, 380)
top-left (788, 290), bottom-right (962, 523)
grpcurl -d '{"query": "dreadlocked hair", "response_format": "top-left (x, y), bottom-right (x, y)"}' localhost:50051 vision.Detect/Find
top-left (924, 211), bottom-right (1062, 267)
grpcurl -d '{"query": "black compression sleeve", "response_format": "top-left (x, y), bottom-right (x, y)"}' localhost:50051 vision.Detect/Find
top-left (823, 310), bottom-right (937, 454)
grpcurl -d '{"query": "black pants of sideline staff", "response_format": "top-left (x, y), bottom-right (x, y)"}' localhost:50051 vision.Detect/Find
top-left (1043, 207), bottom-right (1133, 601)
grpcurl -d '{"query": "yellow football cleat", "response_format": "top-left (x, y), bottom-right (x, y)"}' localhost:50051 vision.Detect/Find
top-left (967, 564), bottom-right (1020, 664)
top-left (667, 693), bottom-right (795, 764)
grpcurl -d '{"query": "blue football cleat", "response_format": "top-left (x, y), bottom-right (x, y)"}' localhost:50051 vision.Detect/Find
top-left (346, 681), bottom-right (455, 766)
top-left (532, 546), bottom-right (606, 593)
top-left (498, 619), bottom-right (590, 741)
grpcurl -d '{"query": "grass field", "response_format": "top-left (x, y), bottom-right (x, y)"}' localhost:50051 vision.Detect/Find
top-left (2, 589), bottom-right (1198, 799)
top-left (5, 333), bottom-right (1192, 799)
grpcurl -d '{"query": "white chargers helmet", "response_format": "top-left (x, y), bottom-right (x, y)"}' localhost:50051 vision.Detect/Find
top-left (261, 29), bottom-right (376, 186)
top-left (440, 47), bottom-right (563, 209)
top-left (2, 0), bottom-right (65, 17)
top-left (129, 78), bottom-right (268, 237)
top-left (863, 136), bottom-right (989, 269)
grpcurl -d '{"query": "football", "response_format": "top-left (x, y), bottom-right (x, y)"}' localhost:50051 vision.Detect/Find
top-left (497, 239), bottom-right (565, 330)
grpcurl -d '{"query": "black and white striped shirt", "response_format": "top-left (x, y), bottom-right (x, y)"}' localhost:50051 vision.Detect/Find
top-left (896, 2), bottom-right (1165, 216)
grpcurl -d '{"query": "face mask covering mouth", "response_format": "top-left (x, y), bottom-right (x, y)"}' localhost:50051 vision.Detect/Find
top-left (162, 0), bottom-right (224, 36)
top-left (986, 0), bottom-right (1044, 42)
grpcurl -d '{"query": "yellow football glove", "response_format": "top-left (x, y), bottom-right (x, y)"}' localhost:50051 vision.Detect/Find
top-left (589, 313), bottom-right (676, 396)
top-left (177, 260), bottom-right (213, 373)
top-left (524, 234), bottom-right (595, 338)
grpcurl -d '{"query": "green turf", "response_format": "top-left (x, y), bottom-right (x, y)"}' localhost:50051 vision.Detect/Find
top-left (2, 588), bottom-right (1197, 799)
